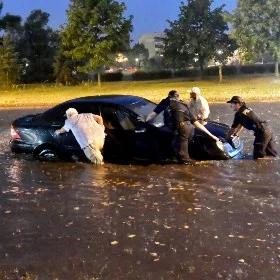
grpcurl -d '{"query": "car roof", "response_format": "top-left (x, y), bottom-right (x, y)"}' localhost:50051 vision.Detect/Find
top-left (65, 95), bottom-right (148, 106)
top-left (42, 95), bottom-right (154, 119)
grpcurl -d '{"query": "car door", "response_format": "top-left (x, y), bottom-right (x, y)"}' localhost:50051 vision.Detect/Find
top-left (57, 102), bottom-right (101, 155)
top-left (98, 105), bottom-right (133, 160)
top-left (102, 105), bottom-right (161, 161)
top-left (41, 104), bottom-right (79, 156)
top-left (42, 102), bottom-right (99, 156)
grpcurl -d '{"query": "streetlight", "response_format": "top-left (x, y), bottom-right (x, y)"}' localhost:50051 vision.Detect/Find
top-left (135, 57), bottom-right (139, 68)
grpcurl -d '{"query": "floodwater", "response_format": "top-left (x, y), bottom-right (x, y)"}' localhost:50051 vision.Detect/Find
top-left (0, 104), bottom-right (280, 280)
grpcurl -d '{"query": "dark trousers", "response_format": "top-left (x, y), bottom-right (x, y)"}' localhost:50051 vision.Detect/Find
top-left (174, 122), bottom-right (194, 161)
top-left (253, 126), bottom-right (278, 159)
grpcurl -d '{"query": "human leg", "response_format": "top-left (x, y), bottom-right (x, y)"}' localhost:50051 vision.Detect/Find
top-left (253, 129), bottom-right (274, 159)
top-left (83, 144), bottom-right (104, 165)
top-left (265, 136), bottom-right (278, 157)
top-left (177, 123), bottom-right (194, 162)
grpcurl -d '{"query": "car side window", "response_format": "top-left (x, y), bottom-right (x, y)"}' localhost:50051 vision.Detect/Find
top-left (115, 110), bottom-right (135, 130)
top-left (73, 104), bottom-right (99, 115)
top-left (44, 102), bottom-right (102, 126)
top-left (44, 105), bottom-right (68, 126)
top-left (100, 106), bottom-right (122, 129)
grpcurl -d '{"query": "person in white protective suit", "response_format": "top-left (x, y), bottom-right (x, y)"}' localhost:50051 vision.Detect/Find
top-left (55, 108), bottom-right (105, 165)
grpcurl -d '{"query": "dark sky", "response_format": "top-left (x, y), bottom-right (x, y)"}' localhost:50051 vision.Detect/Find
top-left (2, 0), bottom-right (237, 42)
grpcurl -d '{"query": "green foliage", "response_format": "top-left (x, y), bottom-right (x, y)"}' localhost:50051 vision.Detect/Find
top-left (0, 35), bottom-right (21, 87)
top-left (101, 71), bottom-right (123, 81)
top-left (54, 48), bottom-right (81, 85)
top-left (127, 43), bottom-right (149, 67)
top-left (164, 0), bottom-right (235, 73)
top-left (0, 14), bottom-right (22, 38)
top-left (132, 70), bottom-right (172, 81)
top-left (59, 0), bottom-right (132, 83)
top-left (232, 0), bottom-right (280, 75)
top-left (18, 10), bottom-right (59, 83)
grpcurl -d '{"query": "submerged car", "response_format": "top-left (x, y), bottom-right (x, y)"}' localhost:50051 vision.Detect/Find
top-left (10, 95), bottom-right (243, 162)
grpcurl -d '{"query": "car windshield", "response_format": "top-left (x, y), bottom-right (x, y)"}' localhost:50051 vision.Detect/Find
top-left (125, 100), bottom-right (164, 127)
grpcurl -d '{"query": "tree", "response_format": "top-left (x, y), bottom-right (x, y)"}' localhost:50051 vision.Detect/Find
top-left (128, 43), bottom-right (149, 68)
top-left (212, 35), bottom-right (236, 82)
top-left (54, 47), bottom-right (81, 85)
top-left (164, 0), bottom-right (235, 76)
top-left (60, 0), bottom-right (132, 86)
top-left (231, 0), bottom-right (280, 77)
top-left (0, 35), bottom-right (21, 87)
top-left (18, 10), bottom-right (59, 83)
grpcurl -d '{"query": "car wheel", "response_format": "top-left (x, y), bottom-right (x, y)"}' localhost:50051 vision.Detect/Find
top-left (34, 146), bottom-right (59, 161)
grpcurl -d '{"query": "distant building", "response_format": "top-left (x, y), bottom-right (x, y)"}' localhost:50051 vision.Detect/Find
top-left (139, 32), bottom-right (165, 58)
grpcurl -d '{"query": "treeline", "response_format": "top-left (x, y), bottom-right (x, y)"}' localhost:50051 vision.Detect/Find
top-left (0, 0), bottom-right (132, 87)
top-left (1, 0), bottom-right (280, 88)
top-left (95, 64), bottom-right (278, 82)
top-left (0, 6), bottom-right (59, 86)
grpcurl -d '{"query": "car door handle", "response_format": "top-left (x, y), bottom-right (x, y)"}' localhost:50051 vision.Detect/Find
top-left (135, 128), bottom-right (146, 133)
top-left (51, 124), bottom-right (62, 128)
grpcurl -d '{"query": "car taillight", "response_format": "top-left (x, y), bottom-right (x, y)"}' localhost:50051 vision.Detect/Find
top-left (11, 126), bottom-right (21, 140)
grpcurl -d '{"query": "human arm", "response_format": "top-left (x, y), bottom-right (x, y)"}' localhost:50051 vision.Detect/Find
top-left (94, 115), bottom-right (104, 126)
top-left (193, 120), bottom-right (219, 142)
top-left (145, 98), bottom-right (169, 122)
top-left (145, 111), bottom-right (157, 122)
top-left (199, 97), bottom-right (210, 120)
top-left (55, 120), bottom-right (70, 136)
top-left (227, 124), bottom-right (244, 138)
top-left (227, 113), bottom-right (243, 138)
top-left (55, 127), bottom-right (67, 135)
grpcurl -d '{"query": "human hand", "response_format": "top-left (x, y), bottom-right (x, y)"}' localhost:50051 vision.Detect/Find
top-left (137, 115), bottom-right (145, 122)
top-left (213, 135), bottom-right (220, 142)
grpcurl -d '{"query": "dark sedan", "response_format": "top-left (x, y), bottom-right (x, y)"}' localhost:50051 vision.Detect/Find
top-left (10, 95), bottom-right (243, 162)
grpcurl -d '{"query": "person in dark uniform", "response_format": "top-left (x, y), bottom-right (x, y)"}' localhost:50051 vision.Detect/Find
top-left (145, 90), bottom-right (179, 128)
top-left (227, 96), bottom-right (278, 159)
top-left (169, 98), bottom-right (219, 163)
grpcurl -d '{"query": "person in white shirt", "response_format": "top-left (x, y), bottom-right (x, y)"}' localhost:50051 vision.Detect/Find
top-left (55, 108), bottom-right (105, 165)
top-left (189, 87), bottom-right (210, 125)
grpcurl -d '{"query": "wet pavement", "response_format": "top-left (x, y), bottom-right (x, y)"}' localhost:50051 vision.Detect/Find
top-left (0, 104), bottom-right (280, 280)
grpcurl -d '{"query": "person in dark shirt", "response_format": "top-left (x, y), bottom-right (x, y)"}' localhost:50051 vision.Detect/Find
top-left (145, 90), bottom-right (179, 128)
top-left (227, 96), bottom-right (278, 159)
top-left (169, 98), bottom-right (219, 163)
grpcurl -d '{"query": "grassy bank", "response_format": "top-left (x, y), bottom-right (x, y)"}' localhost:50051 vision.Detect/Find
top-left (1, 75), bottom-right (280, 108)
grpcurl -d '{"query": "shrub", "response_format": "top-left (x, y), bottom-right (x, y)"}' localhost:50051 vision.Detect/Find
top-left (174, 68), bottom-right (201, 78)
top-left (101, 72), bottom-right (123, 82)
top-left (132, 70), bottom-right (172, 80)
top-left (204, 66), bottom-right (219, 76)
top-left (239, 64), bottom-right (274, 74)
top-left (223, 65), bottom-right (239, 75)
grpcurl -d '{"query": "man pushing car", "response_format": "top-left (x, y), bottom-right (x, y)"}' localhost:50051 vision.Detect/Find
top-left (55, 108), bottom-right (105, 165)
